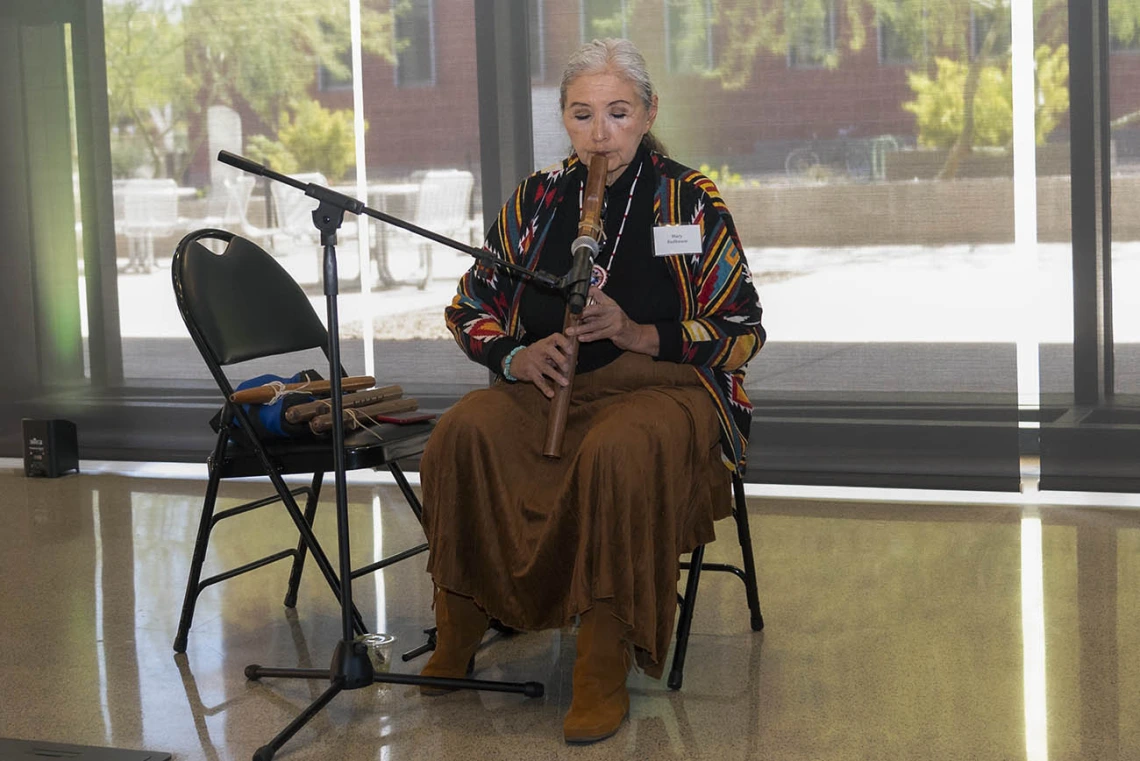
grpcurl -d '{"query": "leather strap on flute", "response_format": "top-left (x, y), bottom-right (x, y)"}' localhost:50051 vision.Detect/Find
top-left (230, 375), bottom-right (375, 404)
top-left (544, 153), bottom-right (608, 458)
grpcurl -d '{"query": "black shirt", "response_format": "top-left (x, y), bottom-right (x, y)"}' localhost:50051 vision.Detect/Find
top-left (518, 145), bottom-right (680, 373)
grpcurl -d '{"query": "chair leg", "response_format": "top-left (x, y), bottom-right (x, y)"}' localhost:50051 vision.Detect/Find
top-left (388, 462), bottom-right (423, 523)
top-left (283, 472), bottom-right (324, 608)
top-left (264, 467), bottom-right (369, 638)
top-left (669, 544), bottom-right (705, 691)
top-left (731, 474), bottom-right (764, 631)
top-left (174, 466), bottom-right (224, 653)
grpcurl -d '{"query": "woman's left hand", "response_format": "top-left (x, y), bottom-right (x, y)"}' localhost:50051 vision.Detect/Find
top-left (566, 286), bottom-right (660, 356)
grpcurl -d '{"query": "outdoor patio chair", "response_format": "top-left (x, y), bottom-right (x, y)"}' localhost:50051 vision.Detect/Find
top-left (121, 178), bottom-right (184, 273)
top-left (198, 175), bottom-right (256, 232)
top-left (170, 228), bottom-right (434, 653)
top-left (375, 169), bottom-right (474, 289)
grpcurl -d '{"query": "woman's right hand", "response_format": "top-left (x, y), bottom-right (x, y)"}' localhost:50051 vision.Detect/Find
top-left (507, 334), bottom-right (573, 398)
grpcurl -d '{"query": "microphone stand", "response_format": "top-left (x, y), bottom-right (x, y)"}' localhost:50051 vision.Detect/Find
top-left (217, 152), bottom-right (545, 761)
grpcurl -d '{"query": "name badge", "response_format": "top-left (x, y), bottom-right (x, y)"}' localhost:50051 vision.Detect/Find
top-left (653, 225), bottom-right (702, 257)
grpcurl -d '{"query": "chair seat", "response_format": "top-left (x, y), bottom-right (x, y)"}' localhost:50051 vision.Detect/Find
top-left (216, 420), bottom-right (435, 479)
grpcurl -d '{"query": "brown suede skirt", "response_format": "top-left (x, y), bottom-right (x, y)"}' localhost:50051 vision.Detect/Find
top-left (420, 352), bottom-right (730, 678)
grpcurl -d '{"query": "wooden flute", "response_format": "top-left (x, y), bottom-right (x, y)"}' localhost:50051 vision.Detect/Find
top-left (543, 153), bottom-right (608, 458)
top-left (229, 375), bottom-right (375, 404)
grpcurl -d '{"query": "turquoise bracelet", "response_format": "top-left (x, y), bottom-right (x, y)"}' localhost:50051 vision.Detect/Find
top-left (501, 345), bottom-right (525, 382)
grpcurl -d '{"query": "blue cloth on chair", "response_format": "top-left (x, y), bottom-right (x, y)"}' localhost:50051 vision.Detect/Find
top-left (233, 372), bottom-right (316, 438)
top-left (211, 370), bottom-right (323, 440)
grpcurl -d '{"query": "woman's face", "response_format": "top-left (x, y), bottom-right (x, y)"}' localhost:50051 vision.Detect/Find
top-left (562, 70), bottom-right (657, 184)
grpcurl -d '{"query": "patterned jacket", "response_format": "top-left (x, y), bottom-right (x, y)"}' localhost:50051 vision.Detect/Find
top-left (445, 151), bottom-right (765, 472)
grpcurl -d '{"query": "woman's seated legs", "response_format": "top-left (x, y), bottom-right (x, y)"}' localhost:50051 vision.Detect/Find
top-left (419, 356), bottom-right (725, 680)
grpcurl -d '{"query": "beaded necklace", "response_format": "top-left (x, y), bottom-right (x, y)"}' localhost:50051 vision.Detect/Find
top-left (579, 157), bottom-right (643, 290)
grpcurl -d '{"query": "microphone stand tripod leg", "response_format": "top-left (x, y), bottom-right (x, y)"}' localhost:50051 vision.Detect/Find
top-left (252, 678), bottom-right (345, 761)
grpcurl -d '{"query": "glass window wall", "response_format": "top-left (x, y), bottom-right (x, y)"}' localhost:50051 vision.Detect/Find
top-left (4, 0), bottom-right (1135, 487)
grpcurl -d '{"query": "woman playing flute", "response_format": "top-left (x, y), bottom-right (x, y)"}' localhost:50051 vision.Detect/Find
top-left (419, 37), bottom-right (765, 744)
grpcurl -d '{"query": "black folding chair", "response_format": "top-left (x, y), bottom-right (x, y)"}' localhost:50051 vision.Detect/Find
top-left (171, 228), bottom-right (433, 653)
top-left (669, 472), bottom-right (764, 690)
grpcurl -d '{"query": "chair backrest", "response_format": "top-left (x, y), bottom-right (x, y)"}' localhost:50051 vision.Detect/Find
top-left (270, 173), bottom-right (327, 236)
top-left (413, 170), bottom-right (474, 238)
top-left (173, 230), bottom-right (329, 368)
top-left (121, 178), bottom-right (180, 232)
top-left (203, 175), bottom-right (256, 227)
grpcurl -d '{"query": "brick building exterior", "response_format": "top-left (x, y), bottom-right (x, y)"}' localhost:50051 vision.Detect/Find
top-left (189, 0), bottom-right (1140, 182)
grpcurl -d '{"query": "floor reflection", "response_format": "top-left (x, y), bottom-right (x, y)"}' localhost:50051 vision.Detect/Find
top-left (1, 465), bottom-right (1138, 761)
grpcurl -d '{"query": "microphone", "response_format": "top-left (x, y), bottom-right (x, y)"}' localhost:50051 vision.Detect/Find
top-left (565, 235), bottom-right (599, 314)
top-left (217, 150), bottom-right (267, 177)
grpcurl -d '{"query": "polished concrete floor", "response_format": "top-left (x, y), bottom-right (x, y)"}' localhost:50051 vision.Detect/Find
top-left (1, 462), bottom-right (1138, 761)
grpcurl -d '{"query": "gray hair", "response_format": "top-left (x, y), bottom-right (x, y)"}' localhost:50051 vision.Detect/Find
top-left (559, 38), bottom-right (667, 155)
top-left (559, 38), bottom-right (655, 113)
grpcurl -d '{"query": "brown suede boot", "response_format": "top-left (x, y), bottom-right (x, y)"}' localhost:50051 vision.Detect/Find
top-left (563, 601), bottom-right (631, 743)
top-left (419, 588), bottom-right (489, 695)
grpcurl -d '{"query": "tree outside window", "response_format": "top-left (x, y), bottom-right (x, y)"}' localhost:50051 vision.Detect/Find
top-left (667, 0), bottom-right (715, 75)
top-left (103, 0), bottom-right (396, 182)
top-left (582, 0), bottom-right (628, 42)
top-left (878, 0), bottom-right (924, 66)
top-left (969, 4), bottom-right (1010, 60)
top-left (318, 41), bottom-right (353, 92)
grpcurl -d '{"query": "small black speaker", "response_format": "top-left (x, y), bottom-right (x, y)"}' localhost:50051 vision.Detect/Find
top-left (23, 418), bottom-right (79, 478)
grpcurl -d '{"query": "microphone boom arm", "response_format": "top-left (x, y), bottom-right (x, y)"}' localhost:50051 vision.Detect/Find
top-left (216, 150), bottom-right (562, 290)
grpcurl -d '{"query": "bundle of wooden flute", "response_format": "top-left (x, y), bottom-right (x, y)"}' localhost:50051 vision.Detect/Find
top-left (229, 376), bottom-right (419, 435)
top-left (289, 384), bottom-right (418, 435)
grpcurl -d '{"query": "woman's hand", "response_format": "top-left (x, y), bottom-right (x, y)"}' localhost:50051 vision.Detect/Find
top-left (507, 334), bottom-right (573, 398)
top-left (566, 287), bottom-right (660, 356)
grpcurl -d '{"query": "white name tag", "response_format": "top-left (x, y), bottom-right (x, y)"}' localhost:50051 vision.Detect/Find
top-left (653, 224), bottom-right (702, 257)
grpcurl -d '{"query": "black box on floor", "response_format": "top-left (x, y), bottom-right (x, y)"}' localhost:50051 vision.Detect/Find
top-left (22, 418), bottom-right (79, 478)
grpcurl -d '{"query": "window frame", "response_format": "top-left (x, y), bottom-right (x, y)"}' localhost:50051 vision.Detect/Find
top-left (529, 0), bottom-right (545, 83)
top-left (877, 13), bottom-right (921, 66)
top-left (787, 0), bottom-right (837, 69)
top-left (395, 0), bottom-right (437, 89)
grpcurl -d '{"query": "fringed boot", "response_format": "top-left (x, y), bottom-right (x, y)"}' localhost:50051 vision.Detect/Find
top-left (563, 601), bottom-right (631, 743)
top-left (419, 587), bottom-right (489, 695)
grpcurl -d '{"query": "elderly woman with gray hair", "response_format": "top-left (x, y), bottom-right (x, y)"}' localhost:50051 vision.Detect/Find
top-left (418, 37), bottom-right (765, 743)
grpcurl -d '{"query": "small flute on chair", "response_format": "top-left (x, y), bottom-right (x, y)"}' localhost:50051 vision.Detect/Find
top-left (229, 375), bottom-right (375, 404)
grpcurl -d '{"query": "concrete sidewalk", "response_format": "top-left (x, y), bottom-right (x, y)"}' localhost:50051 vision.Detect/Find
top-left (91, 240), bottom-right (1140, 395)
top-left (103, 241), bottom-right (1140, 343)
